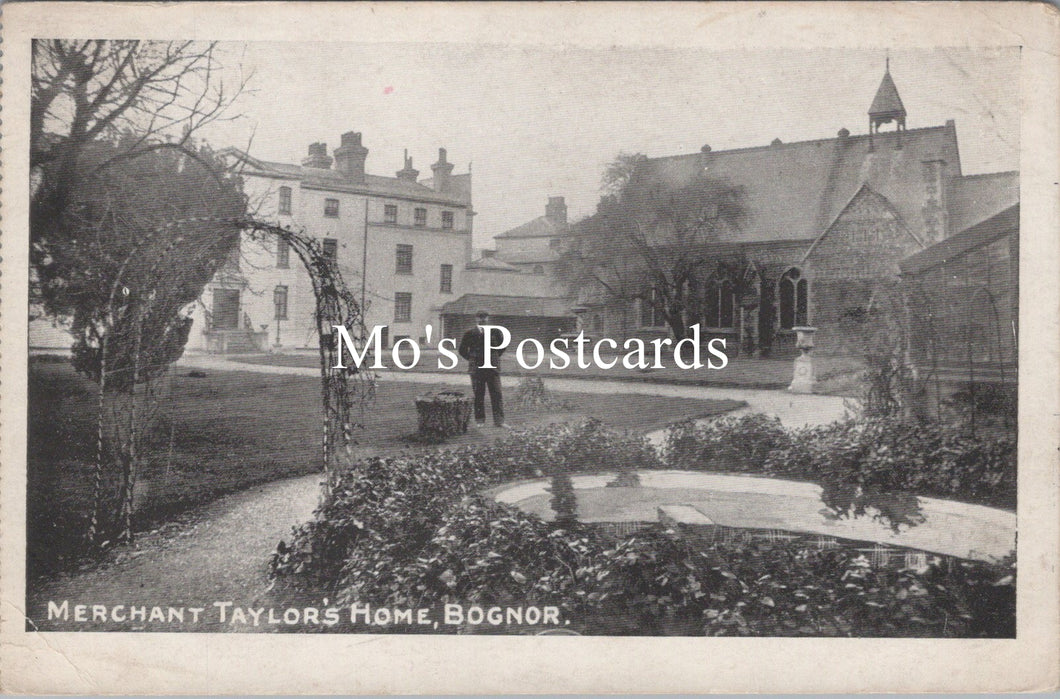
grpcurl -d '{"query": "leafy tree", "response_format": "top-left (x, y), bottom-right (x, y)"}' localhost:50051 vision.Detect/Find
top-left (557, 152), bottom-right (750, 340)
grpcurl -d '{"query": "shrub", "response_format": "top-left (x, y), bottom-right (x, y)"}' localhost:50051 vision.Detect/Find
top-left (666, 414), bottom-right (1016, 527)
top-left (276, 489), bottom-right (1015, 637)
top-left (272, 419), bottom-right (661, 590)
top-left (271, 418), bottom-right (1015, 637)
top-left (666, 413), bottom-right (792, 473)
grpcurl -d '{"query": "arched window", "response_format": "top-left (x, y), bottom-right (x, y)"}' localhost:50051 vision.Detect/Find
top-left (702, 275), bottom-right (736, 328)
top-left (779, 267), bottom-right (808, 329)
top-left (641, 288), bottom-right (665, 328)
top-left (533, 264), bottom-right (544, 275)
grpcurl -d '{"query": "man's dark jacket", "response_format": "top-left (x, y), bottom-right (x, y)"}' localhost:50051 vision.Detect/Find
top-left (458, 325), bottom-right (505, 372)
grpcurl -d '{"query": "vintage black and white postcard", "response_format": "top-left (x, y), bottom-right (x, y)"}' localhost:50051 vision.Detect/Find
top-left (1, 1), bottom-right (1057, 694)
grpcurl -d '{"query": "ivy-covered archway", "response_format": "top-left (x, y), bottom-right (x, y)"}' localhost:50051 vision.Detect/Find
top-left (243, 221), bottom-right (375, 489)
top-left (89, 217), bottom-right (372, 544)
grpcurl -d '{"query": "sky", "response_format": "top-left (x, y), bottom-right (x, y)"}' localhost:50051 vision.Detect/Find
top-left (201, 44), bottom-right (1019, 248)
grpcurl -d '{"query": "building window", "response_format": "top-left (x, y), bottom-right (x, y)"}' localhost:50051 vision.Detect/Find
top-left (223, 239), bottom-right (241, 271)
top-left (779, 267), bottom-right (808, 329)
top-left (641, 288), bottom-right (666, 328)
top-left (703, 277), bottom-right (736, 328)
top-left (440, 263), bottom-right (453, 293)
top-left (394, 292), bottom-right (412, 322)
top-left (324, 198), bottom-right (339, 218)
top-left (278, 186), bottom-right (292, 215)
top-left (414, 207), bottom-right (427, 227)
top-left (533, 264), bottom-right (544, 275)
top-left (276, 239), bottom-right (290, 268)
top-left (441, 211), bottom-right (454, 229)
top-left (273, 285), bottom-right (288, 320)
top-left (322, 238), bottom-right (338, 260)
top-left (396, 244), bottom-right (413, 274)
top-left (549, 237), bottom-right (562, 250)
top-left (384, 204), bottom-right (398, 224)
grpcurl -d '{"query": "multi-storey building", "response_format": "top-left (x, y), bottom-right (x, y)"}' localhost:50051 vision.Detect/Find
top-left (188, 132), bottom-right (473, 352)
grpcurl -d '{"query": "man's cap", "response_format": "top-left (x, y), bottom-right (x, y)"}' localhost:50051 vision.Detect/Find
top-left (476, 309), bottom-right (490, 319)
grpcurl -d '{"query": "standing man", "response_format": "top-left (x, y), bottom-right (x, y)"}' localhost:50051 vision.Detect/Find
top-left (458, 310), bottom-right (508, 428)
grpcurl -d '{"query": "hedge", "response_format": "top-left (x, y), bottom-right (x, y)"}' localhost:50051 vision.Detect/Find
top-left (665, 414), bottom-right (1016, 528)
top-left (271, 418), bottom-right (1015, 637)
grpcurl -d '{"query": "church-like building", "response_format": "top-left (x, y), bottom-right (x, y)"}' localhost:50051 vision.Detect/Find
top-left (561, 63), bottom-right (1018, 358)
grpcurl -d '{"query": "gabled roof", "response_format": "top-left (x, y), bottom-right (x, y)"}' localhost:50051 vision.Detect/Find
top-left (869, 70), bottom-right (907, 118)
top-left (802, 184), bottom-right (922, 264)
top-left (219, 148), bottom-right (471, 206)
top-left (495, 215), bottom-right (567, 239)
top-left (633, 123), bottom-right (962, 245)
top-left (900, 204), bottom-right (1018, 276)
top-left (440, 294), bottom-right (573, 318)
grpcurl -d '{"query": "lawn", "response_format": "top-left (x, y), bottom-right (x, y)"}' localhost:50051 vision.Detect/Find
top-left (231, 350), bottom-right (867, 395)
top-left (27, 360), bottom-right (743, 579)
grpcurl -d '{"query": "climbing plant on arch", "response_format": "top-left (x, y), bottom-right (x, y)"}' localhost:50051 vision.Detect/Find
top-left (86, 216), bottom-right (373, 545)
top-left (242, 220), bottom-right (375, 483)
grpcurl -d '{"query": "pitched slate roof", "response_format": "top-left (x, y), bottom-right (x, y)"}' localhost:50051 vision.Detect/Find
top-left (220, 149), bottom-right (471, 206)
top-left (900, 204), bottom-right (1018, 276)
top-left (946, 171), bottom-right (1019, 236)
top-left (494, 215), bottom-right (567, 239)
top-left (634, 123), bottom-right (962, 245)
top-left (440, 294), bottom-right (573, 318)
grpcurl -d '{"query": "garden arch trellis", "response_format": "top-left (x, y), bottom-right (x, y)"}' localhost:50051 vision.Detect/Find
top-left (89, 217), bottom-right (373, 545)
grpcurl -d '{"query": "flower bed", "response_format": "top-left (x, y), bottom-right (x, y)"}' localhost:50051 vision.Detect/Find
top-left (270, 418), bottom-right (1015, 637)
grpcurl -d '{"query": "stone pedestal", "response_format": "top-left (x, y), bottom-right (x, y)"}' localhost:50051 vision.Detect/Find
top-left (788, 326), bottom-right (817, 394)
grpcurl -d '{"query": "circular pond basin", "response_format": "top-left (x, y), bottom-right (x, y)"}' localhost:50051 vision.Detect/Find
top-left (490, 470), bottom-right (1015, 563)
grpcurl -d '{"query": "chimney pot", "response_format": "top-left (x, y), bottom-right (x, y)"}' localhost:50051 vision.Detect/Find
top-left (431, 146), bottom-right (455, 192)
top-left (396, 151), bottom-right (420, 182)
top-left (333, 131), bottom-right (369, 182)
top-left (302, 142), bottom-right (333, 169)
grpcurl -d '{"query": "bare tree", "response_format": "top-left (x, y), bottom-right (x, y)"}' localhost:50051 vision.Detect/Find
top-left (31, 40), bottom-right (249, 313)
top-left (556, 153), bottom-right (749, 340)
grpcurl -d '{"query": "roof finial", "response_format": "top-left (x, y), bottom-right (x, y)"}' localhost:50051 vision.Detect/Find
top-left (885, 51), bottom-right (890, 73)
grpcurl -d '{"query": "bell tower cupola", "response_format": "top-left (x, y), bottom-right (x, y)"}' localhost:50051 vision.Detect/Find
top-left (869, 57), bottom-right (907, 134)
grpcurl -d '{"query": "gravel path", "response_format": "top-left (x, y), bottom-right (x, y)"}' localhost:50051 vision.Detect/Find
top-left (28, 473), bottom-right (323, 632)
top-left (28, 355), bottom-right (852, 632)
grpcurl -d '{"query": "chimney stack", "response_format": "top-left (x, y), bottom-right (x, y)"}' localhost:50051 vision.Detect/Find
top-left (546, 196), bottom-right (567, 225)
top-left (431, 147), bottom-right (455, 193)
top-left (396, 150), bottom-right (420, 182)
top-left (333, 131), bottom-right (369, 182)
top-left (302, 142), bottom-right (333, 169)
